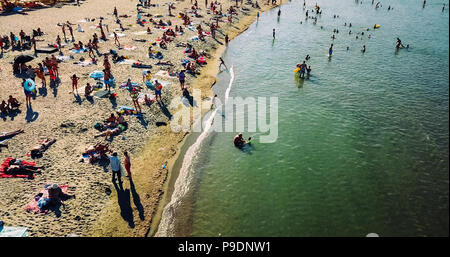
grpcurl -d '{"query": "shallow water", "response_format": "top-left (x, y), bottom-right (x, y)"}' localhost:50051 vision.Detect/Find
top-left (171, 0), bottom-right (449, 237)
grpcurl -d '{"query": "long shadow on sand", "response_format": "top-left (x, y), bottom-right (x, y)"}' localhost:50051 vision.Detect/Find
top-left (113, 179), bottom-right (135, 228)
top-left (25, 105), bottom-right (39, 123)
top-left (158, 101), bottom-right (172, 119)
top-left (129, 178), bottom-right (145, 221)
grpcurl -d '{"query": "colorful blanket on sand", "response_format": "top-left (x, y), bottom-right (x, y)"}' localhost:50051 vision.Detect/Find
top-left (0, 158), bottom-right (36, 178)
top-left (25, 185), bottom-right (69, 214)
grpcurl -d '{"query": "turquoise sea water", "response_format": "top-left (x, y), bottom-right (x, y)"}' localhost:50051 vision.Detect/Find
top-left (165, 0), bottom-right (449, 237)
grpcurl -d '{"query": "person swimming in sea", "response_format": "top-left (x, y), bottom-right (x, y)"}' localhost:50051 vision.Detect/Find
top-left (362, 45), bottom-right (366, 53)
top-left (233, 133), bottom-right (251, 149)
top-left (396, 37), bottom-right (404, 49)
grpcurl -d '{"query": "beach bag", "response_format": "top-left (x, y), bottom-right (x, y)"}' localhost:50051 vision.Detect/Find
top-left (94, 123), bottom-right (102, 131)
top-left (120, 165), bottom-right (125, 177)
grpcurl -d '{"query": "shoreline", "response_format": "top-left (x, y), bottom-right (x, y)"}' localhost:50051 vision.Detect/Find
top-left (152, 4), bottom-right (279, 237)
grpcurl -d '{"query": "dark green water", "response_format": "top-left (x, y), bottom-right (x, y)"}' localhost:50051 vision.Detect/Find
top-left (159, 0), bottom-right (449, 237)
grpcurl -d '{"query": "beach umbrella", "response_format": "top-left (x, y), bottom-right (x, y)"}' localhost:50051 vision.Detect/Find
top-left (24, 79), bottom-right (36, 92)
top-left (14, 55), bottom-right (34, 64)
top-left (89, 70), bottom-right (104, 79)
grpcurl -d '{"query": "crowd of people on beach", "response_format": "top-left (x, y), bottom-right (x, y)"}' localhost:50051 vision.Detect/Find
top-left (1, 0), bottom-right (269, 224)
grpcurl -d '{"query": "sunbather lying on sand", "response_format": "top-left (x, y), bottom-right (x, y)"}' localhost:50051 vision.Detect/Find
top-left (30, 138), bottom-right (56, 158)
top-left (155, 60), bottom-right (173, 66)
top-left (94, 127), bottom-right (122, 140)
top-left (83, 143), bottom-right (111, 163)
top-left (0, 129), bottom-right (24, 141)
top-left (4, 159), bottom-right (43, 176)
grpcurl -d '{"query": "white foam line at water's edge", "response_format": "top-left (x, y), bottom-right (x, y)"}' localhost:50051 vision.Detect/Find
top-left (155, 66), bottom-right (235, 236)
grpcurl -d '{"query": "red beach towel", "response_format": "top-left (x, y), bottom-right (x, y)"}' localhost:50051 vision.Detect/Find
top-left (0, 157), bottom-right (36, 178)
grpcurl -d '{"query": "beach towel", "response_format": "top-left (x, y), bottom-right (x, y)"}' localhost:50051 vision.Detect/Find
top-left (108, 33), bottom-right (126, 38)
top-left (117, 106), bottom-right (140, 116)
top-left (57, 56), bottom-right (73, 62)
top-left (118, 59), bottom-right (137, 65)
top-left (0, 158), bottom-right (36, 179)
top-left (119, 82), bottom-right (141, 91)
top-left (132, 63), bottom-right (152, 69)
top-left (137, 93), bottom-right (155, 104)
top-left (119, 45), bottom-right (137, 51)
top-left (25, 185), bottom-right (69, 214)
top-left (75, 59), bottom-right (95, 67)
top-left (132, 31), bottom-right (148, 35)
top-left (155, 70), bottom-right (177, 79)
top-left (93, 90), bottom-right (111, 99)
top-left (71, 47), bottom-right (88, 54)
top-left (0, 226), bottom-right (28, 237)
top-left (152, 79), bottom-right (171, 88)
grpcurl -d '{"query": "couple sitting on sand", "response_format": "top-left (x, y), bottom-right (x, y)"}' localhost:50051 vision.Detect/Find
top-left (0, 96), bottom-right (20, 115)
top-left (94, 113), bottom-right (127, 140)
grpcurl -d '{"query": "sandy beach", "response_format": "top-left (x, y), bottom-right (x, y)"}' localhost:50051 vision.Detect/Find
top-left (0, 0), bottom-right (275, 237)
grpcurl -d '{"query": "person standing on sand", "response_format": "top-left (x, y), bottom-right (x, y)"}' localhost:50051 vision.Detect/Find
top-left (225, 34), bottom-right (229, 46)
top-left (124, 152), bottom-right (131, 178)
top-left (114, 7), bottom-right (118, 19)
top-left (109, 152), bottom-right (122, 184)
top-left (62, 24), bottom-right (67, 42)
top-left (56, 35), bottom-right (62, 51)
top-left (22, 79), bottom-right (32, 106)
top-left (178, 70), bottom-right (186, 89)
top-left (71, 74), bottom-right (79, 95)
top-left (35, 63), bottom-right (46, 88)
top-left (113, 32), bottom-right (120, 47)
top-left (68, 24), bottom-right (74, 42)
top-left (31, 35), bottom-right (37, 56)
top-left (154, 80), bottom-right (163, 102)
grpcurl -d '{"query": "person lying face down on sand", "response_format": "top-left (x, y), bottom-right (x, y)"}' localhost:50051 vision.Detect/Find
top-left (30, 138), bottom-right (56, 158)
